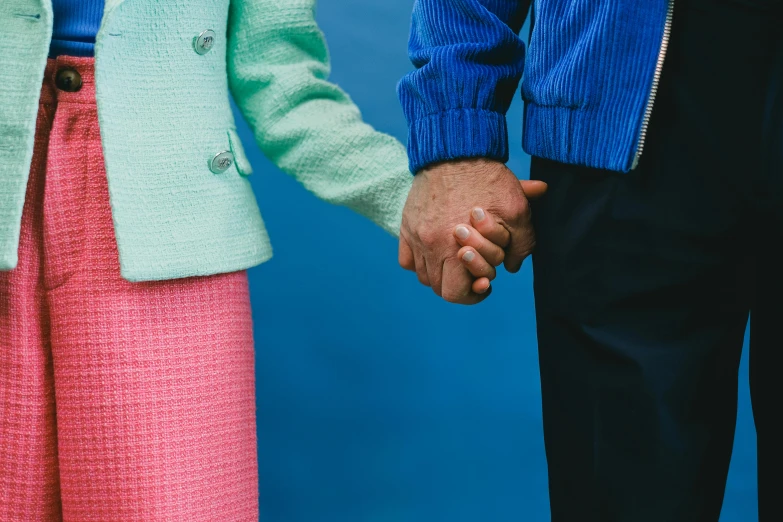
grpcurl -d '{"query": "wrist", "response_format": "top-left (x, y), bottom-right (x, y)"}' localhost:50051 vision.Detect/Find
top-left (420, 158), bottom-right (509, 180)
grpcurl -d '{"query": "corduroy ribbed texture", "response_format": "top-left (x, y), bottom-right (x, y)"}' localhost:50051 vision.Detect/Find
top-left (49, 0), bottom-right (104, 57)
top-left (0, 0), bottom-right (413, 282)
top-left (398, 0), bottom-right (530, 174)
top-left (397, 0), bottom-right (670, 174)
top-left (0, 58), bottom-right (259, 521)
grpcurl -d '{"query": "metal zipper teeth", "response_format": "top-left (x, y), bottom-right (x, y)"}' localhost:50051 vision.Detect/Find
top-left (631, 0), bottom-right (675, 170)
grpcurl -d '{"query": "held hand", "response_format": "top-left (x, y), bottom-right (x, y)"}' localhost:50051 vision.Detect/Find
top-left (398, 159), bottom-right (546, 304)
top-left (453, 179), bottom-right (548, 294)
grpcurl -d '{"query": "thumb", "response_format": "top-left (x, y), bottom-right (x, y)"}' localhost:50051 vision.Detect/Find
top-left (519, 179), bottom-right (548, 199)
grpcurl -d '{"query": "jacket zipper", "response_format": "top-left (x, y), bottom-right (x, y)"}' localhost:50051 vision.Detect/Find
top-left (631, 0), bottom-right (675, 170)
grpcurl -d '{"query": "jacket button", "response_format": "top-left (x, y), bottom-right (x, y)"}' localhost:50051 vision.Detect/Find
top-left (210, 151), bottom-right (234, 174)
top-left (55, 68), bottom-right (82, 92)
top-left (194, 29), bottom-right (216, 55)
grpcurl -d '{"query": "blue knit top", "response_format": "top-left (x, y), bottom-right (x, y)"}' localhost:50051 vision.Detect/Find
top-left (50, 0), bottom-right (105, 58)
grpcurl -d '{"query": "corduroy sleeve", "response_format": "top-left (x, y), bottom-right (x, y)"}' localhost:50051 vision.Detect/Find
top-left (397, 0), bottom-right (531, 173)
top-left (227, 0), bottom-right (413, 237)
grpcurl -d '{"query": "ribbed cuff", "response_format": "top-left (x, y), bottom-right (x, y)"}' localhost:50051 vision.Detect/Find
top-left (406, 109), bottom-right (509, 173)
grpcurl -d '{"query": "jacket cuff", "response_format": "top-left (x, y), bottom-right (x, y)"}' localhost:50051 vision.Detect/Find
top-left (406, 109), bottom-right (509, 173)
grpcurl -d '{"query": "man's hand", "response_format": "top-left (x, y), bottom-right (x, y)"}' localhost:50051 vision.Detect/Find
top-left (398, 158), bottom-right (546, 304)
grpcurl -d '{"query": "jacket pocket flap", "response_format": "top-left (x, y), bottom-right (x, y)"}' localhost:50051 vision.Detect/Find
top-left (228, 128), bottom-right (253, 176)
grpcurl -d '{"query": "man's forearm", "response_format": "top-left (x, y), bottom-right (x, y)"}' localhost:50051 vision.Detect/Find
top-left (397, 0), bottom-right (532, 174)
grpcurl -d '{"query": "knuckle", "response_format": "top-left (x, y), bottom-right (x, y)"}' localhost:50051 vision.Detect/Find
top-left (442, 288), bottom-right (466, 304)
top-left (508, 196), bottom-right (530, 221)
top-left (442, 292), bottom-right (458, 303)
top-left (418, 229), bottom-right (439, 247)
top-left (518, 195), bottom-right (530, 213)
top-left (511, 228), bottom-right (535, 249)
top-left (473, 262), bottom-right (493, 278)
top-left (489, 250), bottom-right (506, 266)
top-left (517, 238), bottom-right (536, 259)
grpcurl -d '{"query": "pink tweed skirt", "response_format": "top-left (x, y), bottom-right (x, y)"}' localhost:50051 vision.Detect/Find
top-left (0, 56), bottom-right (259, 521)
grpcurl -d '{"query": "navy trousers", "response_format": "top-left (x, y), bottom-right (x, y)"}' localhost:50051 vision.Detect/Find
top-left (530, 1), bottom-right (783, 520)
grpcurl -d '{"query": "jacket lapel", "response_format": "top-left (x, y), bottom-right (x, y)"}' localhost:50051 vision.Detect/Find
top-left (104, 0), bottom-right (127, 13)
top-left (24, 0), bottom-right (52, 23)
top-left (102, 0), bottom-right (127, 24)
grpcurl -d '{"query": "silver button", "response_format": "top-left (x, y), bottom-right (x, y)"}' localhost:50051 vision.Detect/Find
top-left (194, 29), bottom-right (216, 55)
top-left (210, 151), bottom-right (234, 174)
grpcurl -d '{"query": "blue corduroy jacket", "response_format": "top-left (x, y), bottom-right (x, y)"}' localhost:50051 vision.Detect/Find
top-left (398, 0), bottom-right (674, 174)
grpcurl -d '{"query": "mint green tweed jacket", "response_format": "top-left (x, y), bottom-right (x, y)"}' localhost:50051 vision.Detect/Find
top-left (0, 0), bottom-right (412, 281)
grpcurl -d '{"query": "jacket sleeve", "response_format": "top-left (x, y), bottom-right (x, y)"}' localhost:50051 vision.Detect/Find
top-left (397, 0), bottom-right (531, 174)
top-left (227, 0), bottom-right (412, 237)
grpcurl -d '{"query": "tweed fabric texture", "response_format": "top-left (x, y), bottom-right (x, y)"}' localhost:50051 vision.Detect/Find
top-left (0, 0), bottom-right (53, 271)
top-left (1, 0), bottom-right (413, 281)
top-left (0, 57), bottom-right (259, 521)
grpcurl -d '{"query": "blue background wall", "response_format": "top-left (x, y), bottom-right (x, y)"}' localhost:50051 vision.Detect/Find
top-left (233, 1), bottom-right (758, 520)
